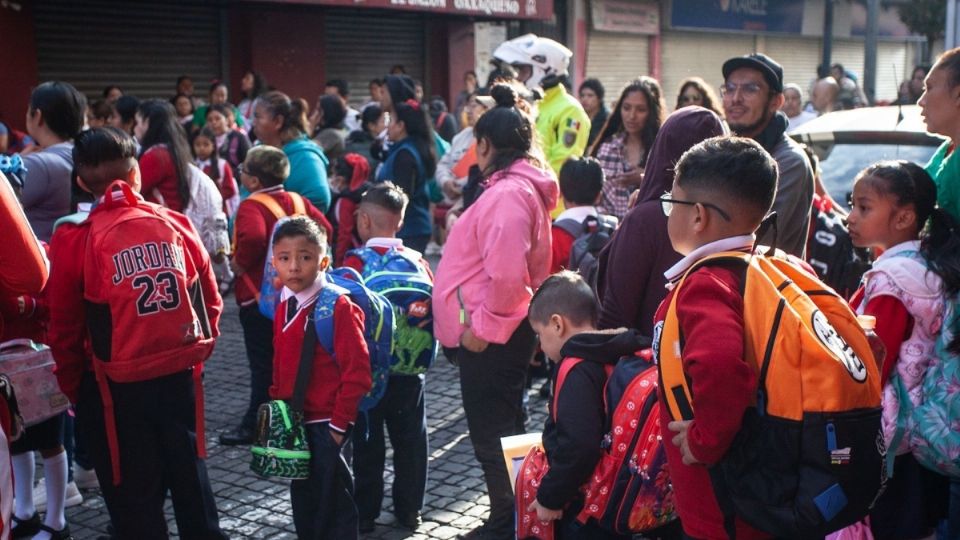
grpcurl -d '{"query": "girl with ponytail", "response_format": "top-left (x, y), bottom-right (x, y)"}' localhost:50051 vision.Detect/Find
top-left (432, 82), bottom-right (558, 539)
top-left (846, 159), bottom-right (954, 538)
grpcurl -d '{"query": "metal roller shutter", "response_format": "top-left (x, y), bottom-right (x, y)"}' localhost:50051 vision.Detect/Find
top-left (832, 40), bottom-right (910, 103)
top-left (660, 31), bottom-right (753, 111)
top-left (34, 1), bottom-right (221, 101)
top-left (324, 11), bottom-right (426, 106)
top-left (585, 32), bottom-right (649, 108)
top-left (763, 37), bottom-right (822, 97)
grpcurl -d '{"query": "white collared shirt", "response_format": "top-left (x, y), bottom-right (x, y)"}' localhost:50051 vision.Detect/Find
top-left (664, 234), bottom-right (756, 285)
top-left (554, 205), bottom-right (598, 224)
top-left (280, 272), bottom-right (328, 327)
top-left (364, 237), bottom-right (405, 250)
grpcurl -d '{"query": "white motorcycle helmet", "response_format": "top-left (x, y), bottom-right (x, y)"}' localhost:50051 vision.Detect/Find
top-left (493, 33), bottom-right (571, 90)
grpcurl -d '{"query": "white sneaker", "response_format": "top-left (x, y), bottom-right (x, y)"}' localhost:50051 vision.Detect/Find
top-left (33, 480), bottom-right (82, 513)
top-left (74, 466), bottom-right (99, 490)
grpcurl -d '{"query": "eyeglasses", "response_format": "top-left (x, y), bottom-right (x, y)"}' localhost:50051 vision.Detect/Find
top-left (660, 192), bottom-right (732, 221)
top-left (720, 82), bottom-right (765, 98)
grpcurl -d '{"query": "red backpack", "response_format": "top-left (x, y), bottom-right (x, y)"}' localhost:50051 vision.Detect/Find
top-left (515, 350), bottom-right (677, 539)
top-left (82, 181), bottom-right (216, 484)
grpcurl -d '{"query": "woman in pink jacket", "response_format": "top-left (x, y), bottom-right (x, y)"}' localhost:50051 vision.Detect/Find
top-left (434, 84), bottom-right (558, 540)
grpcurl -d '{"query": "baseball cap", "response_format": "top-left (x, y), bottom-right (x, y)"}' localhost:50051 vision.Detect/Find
top-left (722, 53), bottom-right (784, 94)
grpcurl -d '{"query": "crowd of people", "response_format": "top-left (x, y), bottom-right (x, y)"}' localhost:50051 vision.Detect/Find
top-left (0, 30), bottom-right (957, 540)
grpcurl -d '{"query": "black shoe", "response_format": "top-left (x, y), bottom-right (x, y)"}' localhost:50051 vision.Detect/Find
top-left (458, 523), bottom-right (492, 540)
top-left (219, 425), bottom-right (254, 446)
top-left (37, 524), bottom-right (73, 540)
top-left (358, 518), bottom-right (376, 533)
top-left (11, 512), bottom-right (41, 538)
top-left (395, 511), bottom-right (421, 530)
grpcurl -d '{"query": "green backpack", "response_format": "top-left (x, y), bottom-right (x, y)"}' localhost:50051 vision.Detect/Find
top-left (251, 312), bottom-right (317, 480)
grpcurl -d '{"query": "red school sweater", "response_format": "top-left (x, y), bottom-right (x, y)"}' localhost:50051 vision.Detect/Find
top-left (139, 145), bottom-right (186, 213)
top-left (232, 187), bottom-right (333, 305)
top-left (654, 264), bottom-right (771, 540)
top-left (269, 292), bottom-right (371, 432)
top-left (549, 225), bottom-right (576, 274)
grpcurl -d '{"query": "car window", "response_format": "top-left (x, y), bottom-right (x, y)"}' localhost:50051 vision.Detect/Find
top-left (820, 144), bottom-right (939, 207)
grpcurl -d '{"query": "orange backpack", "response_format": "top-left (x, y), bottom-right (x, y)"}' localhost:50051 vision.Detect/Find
top-left (658, 251), bottom-right (885, 539)
top-left (83, 181), bottom-right (216, 484)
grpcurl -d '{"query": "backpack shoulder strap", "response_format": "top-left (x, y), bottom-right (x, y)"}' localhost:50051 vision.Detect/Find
top-left (291, 311), bottom-right (317, 413)
top-left (248, 192), bottom-right (286, 219)
top-left (313, 283), bottom-right (349, 357)
top-left (289, 192), bottom-right (306, 216)
top-left (554, 218), bottom-right (583, 239)
top-left (659, 251), bottom-right (752, 422)
top-left (552, 358), bottom-right (584, 421)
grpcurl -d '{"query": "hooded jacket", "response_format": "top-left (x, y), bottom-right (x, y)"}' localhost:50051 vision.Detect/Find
top-left (282, 136), bottom-right (331, 213)
top-left (434, 159), bottom-right (559, 347)
top-left (538, 329), bottom-right (648, 510)
top-left (597, 107), bottom-right (726, 336)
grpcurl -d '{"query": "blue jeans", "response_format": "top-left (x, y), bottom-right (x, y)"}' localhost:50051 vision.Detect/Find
top-left (352, 374), bottom-right (428, 520)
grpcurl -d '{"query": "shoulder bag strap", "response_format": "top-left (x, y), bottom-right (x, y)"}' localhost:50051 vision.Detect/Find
top-left (291, 312), bottom-right (317, 413)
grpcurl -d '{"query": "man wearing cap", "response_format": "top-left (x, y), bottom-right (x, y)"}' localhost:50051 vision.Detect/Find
top-left (722, 53), bottom-right (815, 257)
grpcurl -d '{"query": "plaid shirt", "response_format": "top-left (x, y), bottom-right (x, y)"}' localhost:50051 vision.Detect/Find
top-left (595, 133), bottom-right (639, 220)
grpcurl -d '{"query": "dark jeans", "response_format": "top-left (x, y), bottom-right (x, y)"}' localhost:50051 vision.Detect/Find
top-left (239, 303), bottom-right (275, 431)
top-left (353, 374), bottom-right (428, 520)
top-left (458, 321), bottom-right (537, 539)
top-left (76, 372), bottom-right (226, 540)
top-left (291, 422), bottom-right (358, 540)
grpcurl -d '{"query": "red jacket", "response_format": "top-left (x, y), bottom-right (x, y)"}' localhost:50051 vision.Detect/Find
top-left (232, 187), bottom-right (332, 305)
top-left (849, 288), bottom-right (912, 386)
top-left (140, 145), bottom-right (186, 213)
top-left (269, 291), bottom-right (371, 432)
top-left (47, 190), bottom-right (223, 403)
top-left (549, 225), bottom-right (576, 274)
top-left (0, 173), bottom-right (48, 339)
top-left (654, 264), bottom-right (769, 540)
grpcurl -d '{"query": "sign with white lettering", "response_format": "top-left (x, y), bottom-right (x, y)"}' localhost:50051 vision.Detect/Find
top-left (252, 0), bottom-right (552, 19)
top-left (671, 0), bottom-right (804, 34)
top-left (592, 0), bottom-right (659, 35)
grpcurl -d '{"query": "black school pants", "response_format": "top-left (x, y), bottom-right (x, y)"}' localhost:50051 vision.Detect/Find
top-left (353, 374), bottom-right (428, 520)
top-left (239, 303), bottom-right (274, 431)
top-left (75, 371), bottom-right (226, 540)
top-left (458, 321), bottom-right (537, 539)
top-left (291, 422), bottom-right (358, 540)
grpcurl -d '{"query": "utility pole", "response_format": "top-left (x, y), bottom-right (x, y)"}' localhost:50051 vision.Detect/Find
top-left (864, 0), bottom-right (879, 104)
top-left (822, 0), bottom-right (834, 77)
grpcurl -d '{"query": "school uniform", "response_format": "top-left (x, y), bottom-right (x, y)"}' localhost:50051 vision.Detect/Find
top-left (343, 238), bottom-right (431, 524)
top-left (270, 275), bottom-right (371, 540)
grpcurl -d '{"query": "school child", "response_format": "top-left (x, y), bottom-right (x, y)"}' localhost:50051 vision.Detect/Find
top-left (329, 154), bottom-right (371, 267)
top-left (268, 216), bottom-right (371, 539)
top-left (845, 160), bottom-right (953, 539)
top-left (342, 183), bottom-right (432, 533)
top-left (220, 146), bottom-right (332, 446)
top-left (206, 104), bottom-right (251, 176)
top-left (526, 271), bottom-right (645, 539)
top-left (550, 157), bottom-right (604, 274)
top-left (193, 126), bottom-right (239, 217)
top-left (46, 126), bottom-right (227, 538)
top-left (654, 137), bottom-right (778, 540)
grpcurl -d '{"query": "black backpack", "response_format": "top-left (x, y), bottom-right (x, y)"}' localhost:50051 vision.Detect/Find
top-left (805, 198), bottom-right (872, 299)
top-left (554, 213), bottom-right (618, 290)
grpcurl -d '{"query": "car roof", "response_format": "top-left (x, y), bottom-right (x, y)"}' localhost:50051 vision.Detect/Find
top-left (788, 105), bottom-right (945, 146)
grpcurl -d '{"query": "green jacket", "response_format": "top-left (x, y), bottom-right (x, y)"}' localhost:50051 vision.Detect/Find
top-left (927, 140), bottom-right (960, 222)
top-left (536, 85), bottom-right (591, 175)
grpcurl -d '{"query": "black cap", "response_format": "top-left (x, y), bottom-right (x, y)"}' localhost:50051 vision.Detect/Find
top-left (722, 53), bottom-right (784, 94)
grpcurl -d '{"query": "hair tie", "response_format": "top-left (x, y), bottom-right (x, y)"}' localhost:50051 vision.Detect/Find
top-left (404, 99), bottom-right (421, 111)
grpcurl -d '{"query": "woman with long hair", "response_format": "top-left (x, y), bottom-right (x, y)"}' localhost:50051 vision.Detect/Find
top-left (237, 70), bottom-right (268, 129)
top-left (589, 77), bottom-right (666, 219)
top-left (375, 98), bottom-right (437, 252)
top-left (252, 91), bottom-right (331, 211)
top-left (135, 99), bottom-right (193, 213)
top-left (675, 77), bottom-right (724, 118)
top-left (433, 83), bottom-right (557, 540)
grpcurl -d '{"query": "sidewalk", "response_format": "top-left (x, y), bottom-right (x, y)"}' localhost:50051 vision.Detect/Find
top-left (64, 298), bottom-right (549, 539)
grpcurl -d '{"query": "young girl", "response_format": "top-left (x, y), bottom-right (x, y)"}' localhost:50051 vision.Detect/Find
top-left (193, 127), bottom-right (239, 217)
top-left (206, 104), bottom-right (251, 177)
top-left (846, 160), bottom-right (955, 540)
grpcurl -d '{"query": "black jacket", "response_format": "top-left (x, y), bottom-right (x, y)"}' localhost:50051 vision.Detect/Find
top-left (538, 328), bottom-right (647, 510)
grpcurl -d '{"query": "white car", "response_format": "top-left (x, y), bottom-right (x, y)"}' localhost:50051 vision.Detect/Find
top-left (789, 105), bottom-right (945, 207)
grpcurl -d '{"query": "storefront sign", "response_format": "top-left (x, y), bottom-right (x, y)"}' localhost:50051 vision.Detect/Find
top-left (671, 0), bottom-right (804, 34)
top-left (592, 0), bottom-right (659, 35)
top-left (254, 0), bottom-right (553, 19)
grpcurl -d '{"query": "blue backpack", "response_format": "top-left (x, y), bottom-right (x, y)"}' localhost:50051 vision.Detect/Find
top-left (347, 246), bottom-right (438, 375)
top-left (315, 267), bottom-right (395, 412)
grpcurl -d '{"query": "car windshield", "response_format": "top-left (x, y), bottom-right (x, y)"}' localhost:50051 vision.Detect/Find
top-left (820, 143), bottom-right (940, 207)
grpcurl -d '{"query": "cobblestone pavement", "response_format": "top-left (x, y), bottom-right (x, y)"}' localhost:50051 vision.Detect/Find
top-left (65, 283), bottom-right (550, 538)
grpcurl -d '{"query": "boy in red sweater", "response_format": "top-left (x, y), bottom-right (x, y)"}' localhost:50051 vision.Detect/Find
top-left (551, 157), bottom-right (605, 274)
top-left (343, 183), bottom-right (432, 533)
top-left (220, 146), bottom-right (332, 446)
top-left (268, 216), bottom-right (371, 540)
top-left (654, 137), bottom-right (778, 540)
